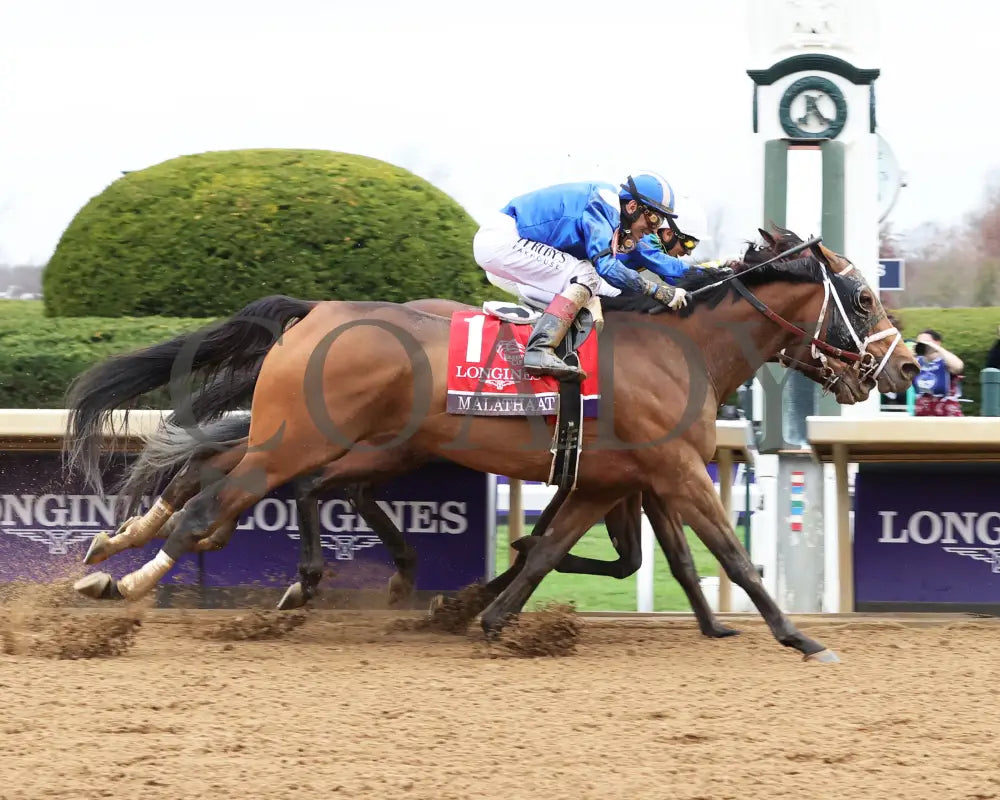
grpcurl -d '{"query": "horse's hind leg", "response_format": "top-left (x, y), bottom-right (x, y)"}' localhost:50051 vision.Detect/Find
top-left (83, 442), bottom-right (247, 565)
top-left (481, 490), bottom-right (623, 636)
top-left (553, 493), bottom-right (642, 578)
top-left (344, 483), bottom-right (418, 607)
top-left (427, 486), bottom-right (572, 623)
top-left (642, 493), bottom-right (739, 638)
top-left (665, 472), bottom-right (836, 663)
top-left (277, 472), bottom-right (329, 611)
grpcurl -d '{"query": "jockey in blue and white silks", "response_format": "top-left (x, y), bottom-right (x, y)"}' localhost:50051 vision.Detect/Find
top-left (473, 173), bottom-right (699, 380)
top-left (619, 192), bottom-right (716, 286)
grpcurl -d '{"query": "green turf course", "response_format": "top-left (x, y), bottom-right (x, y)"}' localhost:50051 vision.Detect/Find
top-left (493, 522), bottom-right (746, 612)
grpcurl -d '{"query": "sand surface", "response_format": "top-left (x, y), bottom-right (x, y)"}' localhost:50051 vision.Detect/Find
top-left (2, 601), bottom-right (999, 800)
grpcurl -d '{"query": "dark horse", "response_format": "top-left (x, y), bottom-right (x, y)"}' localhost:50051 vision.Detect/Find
top-left (68, 230), bottom-right (917, 662)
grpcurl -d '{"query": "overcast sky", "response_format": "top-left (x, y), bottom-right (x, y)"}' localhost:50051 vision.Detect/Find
top-left (1, 0), bottom-right (996, 264)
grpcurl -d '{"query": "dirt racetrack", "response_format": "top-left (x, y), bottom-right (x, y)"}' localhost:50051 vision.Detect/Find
top-left (2, 605), bottom-right (1000, 800)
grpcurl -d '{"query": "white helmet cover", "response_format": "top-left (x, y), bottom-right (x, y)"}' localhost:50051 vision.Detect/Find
top-left (671, 194), bottom-right (711, 243)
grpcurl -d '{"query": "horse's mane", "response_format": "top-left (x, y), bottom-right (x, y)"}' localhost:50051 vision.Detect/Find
top-left (601, 241), bottom-right (823, 318)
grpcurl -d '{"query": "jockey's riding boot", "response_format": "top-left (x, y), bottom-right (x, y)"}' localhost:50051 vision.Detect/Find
top-left (523, 283), bottom-right (592, 381)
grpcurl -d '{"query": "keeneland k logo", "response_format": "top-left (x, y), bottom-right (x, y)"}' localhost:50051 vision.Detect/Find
top-left (797, 94), bottom-right (834, 128)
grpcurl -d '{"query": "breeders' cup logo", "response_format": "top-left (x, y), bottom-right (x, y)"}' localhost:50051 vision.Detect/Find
top-left (496, 337), bottom-right (525, 368)
top-left (454, 333), bottom-right (535, 392)
top-left (878, 510), bottom-right (1000, 576)
top-left (483, 337), bottom-right (527, 390)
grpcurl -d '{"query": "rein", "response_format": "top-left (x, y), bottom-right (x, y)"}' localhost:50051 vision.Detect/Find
top-left (689, 235), bottom-right (901, 385)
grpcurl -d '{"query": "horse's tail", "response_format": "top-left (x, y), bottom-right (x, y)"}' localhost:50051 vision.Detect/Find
top-left (114, 413), bottom-right (254, 518)
top-left (64, 295), bottom-right (317, 494)
top-left (168, 357), bottom-right (267, 426)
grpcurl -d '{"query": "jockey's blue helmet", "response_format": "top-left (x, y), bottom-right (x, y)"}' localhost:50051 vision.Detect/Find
top-left (619, 172), bottom-right (677, 228)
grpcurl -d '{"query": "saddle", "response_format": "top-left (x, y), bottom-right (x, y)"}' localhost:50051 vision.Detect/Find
top-left (481, 291), bottom-right (604, 492)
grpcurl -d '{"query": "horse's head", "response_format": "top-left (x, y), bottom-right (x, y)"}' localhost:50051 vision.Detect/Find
top-left (756, 224), bottom-right (919, 397)
top-left (752, 227), bottom-right (860, 402)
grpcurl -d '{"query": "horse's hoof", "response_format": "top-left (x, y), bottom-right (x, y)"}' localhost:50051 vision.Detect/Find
top-left (387, 573), bottom-right (414, 608)
top-left (509, 536), bottom-right (540, 555)
top-left (83, 532), bottom-right (112, 565)
top-left (804, 649), bottom-right (840, 664)
top-left (480, 617), bottom-right (502, 641)
top-left (277, 582), bottom-right (307, 611)
top-left (427, 594), bottom-right (446, 616)
top-left (704, 625), bottom-right (741, 639)
top-left (73, 572), bottom-right (123, 601)
top-left (480, 608), bottom-right (509, 640)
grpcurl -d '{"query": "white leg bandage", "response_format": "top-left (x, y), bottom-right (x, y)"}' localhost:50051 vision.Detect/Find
top-left (117, 550), bottom-right (176, 600)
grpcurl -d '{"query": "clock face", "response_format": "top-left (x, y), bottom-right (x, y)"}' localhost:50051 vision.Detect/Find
top-left (779, 76), bottom-right (847, 139)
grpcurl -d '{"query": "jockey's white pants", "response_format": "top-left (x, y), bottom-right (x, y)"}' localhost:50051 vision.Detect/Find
top-left (473, 211), bottom-right (621, 307)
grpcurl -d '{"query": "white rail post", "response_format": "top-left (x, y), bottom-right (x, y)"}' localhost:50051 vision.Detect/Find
top-left (636, 513), bottom-right (655, 612)
top-left (508, 478), bottom-right (523, 570)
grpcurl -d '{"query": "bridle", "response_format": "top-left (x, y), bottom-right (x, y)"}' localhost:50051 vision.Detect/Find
top-left (690, 237), bottom-right (902, 388)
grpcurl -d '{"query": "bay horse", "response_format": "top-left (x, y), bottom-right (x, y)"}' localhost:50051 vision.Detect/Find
top-left (71, 233), bottom-right (918, 661)
top-left (71, 231), bottom-right (870, 639)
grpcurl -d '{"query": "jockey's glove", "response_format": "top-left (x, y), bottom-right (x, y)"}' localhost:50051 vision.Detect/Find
top-left (697, 258), bottom-right (739, 270)
top-left (645, 280), bottom-right (689, 310)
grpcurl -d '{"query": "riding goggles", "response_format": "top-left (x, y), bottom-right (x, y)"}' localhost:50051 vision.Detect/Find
top-left (659, 218), bottom-right (699, 254)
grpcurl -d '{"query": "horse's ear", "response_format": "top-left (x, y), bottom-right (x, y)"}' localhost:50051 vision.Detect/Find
top-left (817, 242), bottom-right (854, 273)
top-left (809, 241), bottom-right (832, 267)
top-left (758, 228), bottom-right (777, 247)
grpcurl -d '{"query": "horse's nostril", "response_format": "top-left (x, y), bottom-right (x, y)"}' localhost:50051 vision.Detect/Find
top-left (900, 362), bottom-right (920, 381)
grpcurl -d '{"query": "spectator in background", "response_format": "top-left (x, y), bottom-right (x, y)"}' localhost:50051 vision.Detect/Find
top-left (987, 324), bottom-right (1000, 371)
top-left (913, 329), bottom-right (965, 417)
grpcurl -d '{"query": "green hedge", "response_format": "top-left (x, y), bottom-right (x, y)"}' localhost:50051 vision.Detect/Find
top-left (2, 300), bottom-right (997, 413)
top-left (43, 149), bottom-right (488, 318)
top-left (896, 306), bottom-right (999, 417)
top-left (0, 301), bottom-right (213, 408)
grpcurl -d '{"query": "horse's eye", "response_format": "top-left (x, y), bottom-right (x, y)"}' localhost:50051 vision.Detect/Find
top-left (855, 288), bottom-right (873, 312)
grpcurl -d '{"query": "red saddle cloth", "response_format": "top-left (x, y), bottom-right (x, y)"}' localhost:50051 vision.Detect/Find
top-left (445, 310), bottom-right (599, 418)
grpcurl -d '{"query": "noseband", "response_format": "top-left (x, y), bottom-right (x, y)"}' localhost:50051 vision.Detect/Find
top-left (729, 258), bottom-right (901, 387)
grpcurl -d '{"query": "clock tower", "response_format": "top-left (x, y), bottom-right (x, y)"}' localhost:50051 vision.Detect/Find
top-left (748, 0), bottom-right (883, 449)
top-left (742, 0), bottom-right (884, 614)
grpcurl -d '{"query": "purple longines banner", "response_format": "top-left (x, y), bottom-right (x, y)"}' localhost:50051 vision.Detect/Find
top-left (853, 464), bottom-right (1000, 609)
top-left (0, 452), bottom-right (494, 594)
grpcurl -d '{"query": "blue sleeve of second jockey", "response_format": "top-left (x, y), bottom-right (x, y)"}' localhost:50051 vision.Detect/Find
top-left (578, 199), bottom-right (650, 295)
top-left (619, 237), bottom-right (689, 285)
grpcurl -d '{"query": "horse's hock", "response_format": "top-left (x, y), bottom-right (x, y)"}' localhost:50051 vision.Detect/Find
top-left (2, 609), bottom-right (999, 800)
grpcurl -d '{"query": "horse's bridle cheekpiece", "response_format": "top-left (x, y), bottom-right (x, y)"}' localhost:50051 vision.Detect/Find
top-left (689, 236), bottom-right (901, 388)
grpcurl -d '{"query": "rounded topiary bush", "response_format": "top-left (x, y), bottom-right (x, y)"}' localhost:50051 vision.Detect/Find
top-left (43, 149), bottom-right (487, 317)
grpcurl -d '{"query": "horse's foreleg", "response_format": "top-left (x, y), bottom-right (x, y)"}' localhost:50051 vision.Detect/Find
top-left (83, 443), bottom-right (247, 566)
top-left (481, 490), bottom-right (622, 636)
top-left (642, 493), bottom-right (739, 638)
top-left (666, 475), bottom-right (837, 662)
